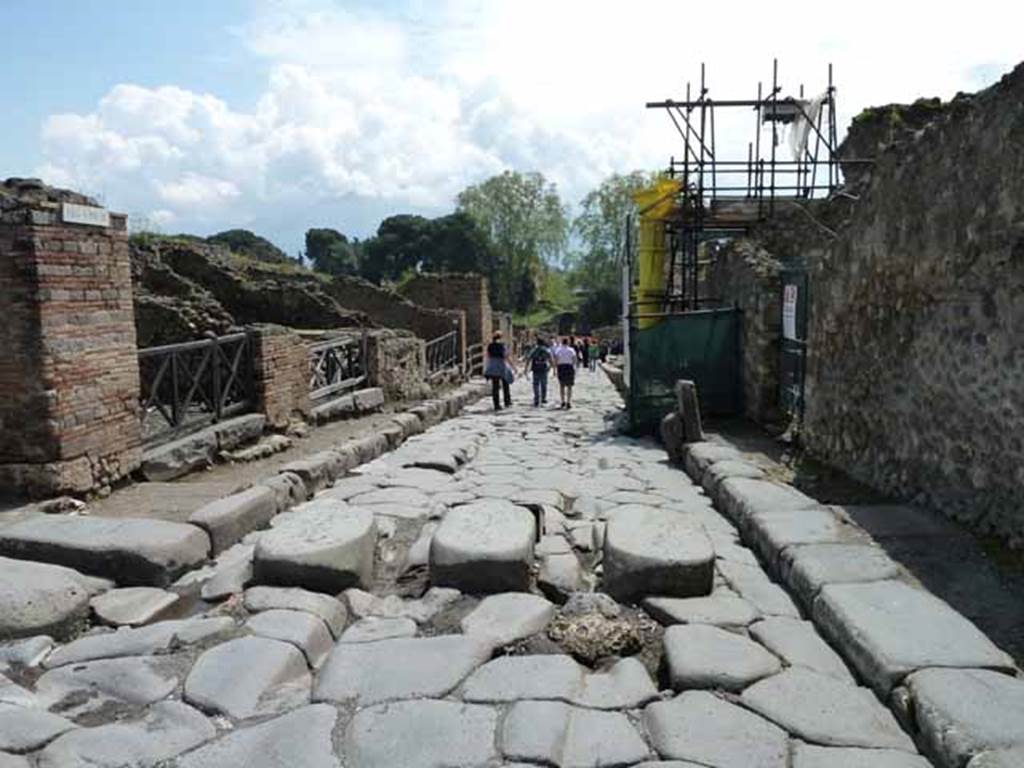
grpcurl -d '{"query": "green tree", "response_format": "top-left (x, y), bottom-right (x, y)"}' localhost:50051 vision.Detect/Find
top-left (305, 228), bottom-right (362, 276)
top-left (456, 170), bottom-right (569, 313)
top-left (208, 229), bottom-right (291, 264)
top-left (571, 171), bottom-right (657, 292)
top-left (360, 215), bottom-right (431, 284)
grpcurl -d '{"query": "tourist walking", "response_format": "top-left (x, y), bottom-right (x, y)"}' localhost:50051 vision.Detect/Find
top-left (484, 331), bottom-right (513, 411)
top-left (527, 337), bottom-right (554, 407)
top-left (580, 336), bottom-right (591, 370)
top-left (588, 337), bottom-right (600, 372)
top-left (553, 336), bottom-right (577, 409)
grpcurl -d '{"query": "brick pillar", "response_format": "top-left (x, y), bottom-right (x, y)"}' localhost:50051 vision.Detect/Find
top-left (0, 181), bottom-right (142, 497)
top-left (251, 324), bottom-right (311, 428)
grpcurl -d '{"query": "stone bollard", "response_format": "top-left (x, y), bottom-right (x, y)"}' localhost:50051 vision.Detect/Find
top-left (676, 379), bottom-right (704, 443)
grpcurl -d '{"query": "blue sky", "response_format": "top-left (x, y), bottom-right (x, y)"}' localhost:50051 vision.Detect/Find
top-left (2, 1), bottom-right (1019, 255)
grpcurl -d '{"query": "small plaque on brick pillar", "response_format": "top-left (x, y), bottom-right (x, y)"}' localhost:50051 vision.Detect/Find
top-left (61, 202), bottom-right (110, 228)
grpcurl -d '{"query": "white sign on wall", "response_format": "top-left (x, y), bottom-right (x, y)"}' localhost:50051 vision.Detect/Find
top-left (61, 202), bottom-right (110, 228)
top-left (782, 283), bottom-right (799, 341)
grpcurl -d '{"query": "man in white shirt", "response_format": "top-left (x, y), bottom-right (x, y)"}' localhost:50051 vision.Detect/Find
top-left (553, 336), bottom-right (578, 409)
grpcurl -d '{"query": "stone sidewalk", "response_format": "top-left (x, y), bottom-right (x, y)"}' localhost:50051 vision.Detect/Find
top-left (0, 369), bottom-right (1020, 767)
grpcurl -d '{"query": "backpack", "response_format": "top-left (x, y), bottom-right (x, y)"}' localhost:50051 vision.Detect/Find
top-left (530, 346), bottom-right (550, 371)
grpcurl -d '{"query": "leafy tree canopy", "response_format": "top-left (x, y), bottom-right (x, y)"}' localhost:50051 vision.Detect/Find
top-left (305, 227), bottom-right (362, 277)
top-left (208, 229), bottom-right (291, 264)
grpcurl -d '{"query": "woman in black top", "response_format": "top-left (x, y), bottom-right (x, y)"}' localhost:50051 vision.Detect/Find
top-left (483, 331), bottom-right (512, 411)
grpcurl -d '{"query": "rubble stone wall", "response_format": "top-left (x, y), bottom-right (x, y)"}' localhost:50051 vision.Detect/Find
top-left (802, 66), bottom-right (1024, 544)
top-left (366, 331), bottom-right (429, 401)
top-left (0, 181), bottom-right (142, 496)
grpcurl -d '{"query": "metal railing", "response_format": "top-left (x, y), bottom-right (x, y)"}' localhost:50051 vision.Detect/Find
top-left (309, 334), bottom-right (366, 401)
top-left (466, 343), bottom-right (485, 376)
top-left (426, 330), bottom-right (460, 378)
top-left (138, 332), bottom-right (255, 446)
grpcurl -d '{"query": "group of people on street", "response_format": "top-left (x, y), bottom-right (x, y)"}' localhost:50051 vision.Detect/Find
top-left (483, 330), bottom-right (608, 412)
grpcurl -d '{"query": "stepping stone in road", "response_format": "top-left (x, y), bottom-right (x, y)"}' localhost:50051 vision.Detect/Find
top-left (749, 617), bottom-right (855, 683)
top-left (243, 586), bottom-right (347, 639)
top-left (253, 500), bottom-right (376, 593)
top-left (314, 635), bottom-right (492, 706)
top-left (602, 506), bottom-right (713, 602)
top-left (813, 580), bottom-right (1015, 695)
top-left (347, 700), bottom-right (498, 768)
top-left (663, 624), bottom-right (781, 692)
top-left (89, 587), bottom-right (179, 627)
top-left (176, 703), bottom-right (339, 768)
top-left (0, 516), bottom-right (210, 587)
top-left (791, 743), bottom-right (933, 768)
top-left (35, 701), bottom-right (214, 768)
top-left (742, 667), bottom-right (915, 751)
top-left (245, 609), bottom-right (333, 669)
top-left (460, 593), bottom-right (555, 648)
top-left (644, 691), bottom-right (788, 768)
top-left (0, 704), bottom-right (77, 753)
top-left (430, 501), bottom-right (536, 593)
top-left (501, 700), bottom-right (650, 767)
top-left (43, 616), bottom-right (235, 668)
top-left (184, 636), bottom-right (311, 719)
top-left (0, 556), bottom-right (91, 640)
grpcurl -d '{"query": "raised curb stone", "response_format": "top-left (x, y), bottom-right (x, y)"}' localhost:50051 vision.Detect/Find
top-left (188, 485), bottom-right (277, 555)
top-left (602, 506), bottom-right (714, 602)
top-left (430, 501), bottom-right (535, 593)
top-left (664, 623), bottom-right (781, 691)
top-left (781, 543), bottom-right (904, 605)
top-left (253, 500), bottom-right (376, 592)
top-left (0, 516), bottom-right (210, 587)
top-left (183, 636), bottom-right (311, 719)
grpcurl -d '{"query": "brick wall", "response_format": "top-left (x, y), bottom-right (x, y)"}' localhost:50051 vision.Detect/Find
top-left (251, 324), bottom-right (311, 428)
top-left (399, 273), bottom-right (492, 349)
top-left (0, 183), bottom-right (142, 496)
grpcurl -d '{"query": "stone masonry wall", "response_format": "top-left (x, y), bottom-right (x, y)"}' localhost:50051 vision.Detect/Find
top-left (399, 273), bottom-right (492, 349)
top-left (0, 179), bottom-right (142, 497)
top-left (366, 330), bottom-right (429, 401)
top-left (802, 65), bottom-right (1024, 544)
top-left (251, 324), bottom-right (311, 429)
top-left (707, 240), bottom-right (785, 424)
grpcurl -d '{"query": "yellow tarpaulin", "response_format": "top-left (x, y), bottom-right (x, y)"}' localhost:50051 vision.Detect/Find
top-left (632, 177), bottom-right (683, 329)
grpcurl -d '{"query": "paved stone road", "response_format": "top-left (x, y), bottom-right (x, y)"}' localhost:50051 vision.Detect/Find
top-left (0, 370), bottom-right (1020, 766)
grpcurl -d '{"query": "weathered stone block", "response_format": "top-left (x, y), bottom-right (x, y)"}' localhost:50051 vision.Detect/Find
top-left (189, 485), bottom-right (277, 554)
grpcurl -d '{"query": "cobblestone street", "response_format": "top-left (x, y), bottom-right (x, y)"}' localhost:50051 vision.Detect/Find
top-left (1, 370), bottom-right (1020, 767)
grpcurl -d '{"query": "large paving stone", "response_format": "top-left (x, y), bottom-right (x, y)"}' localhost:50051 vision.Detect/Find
top-left (906, 667), bottom-right (1024, 768)
top-left (0, 704), bottom-right (77, 752)
top-left (44, 616), bottom-right (235, 667)
top-left (0, 556), bottom-right (90, 640)
top-left (0, 753), bottom-right (29, 768)
top-left (746, 507), bottom-right (868, 573)
top-left (501, 700), bottom-right (650, 767)
top-left (347, 700), bottom-right (498, 768)
top-left (813, 580), bottom-right (1015, 694)
top-left (430, 501), bottom-right (535, 593)
top-left (246, 609), bottom-right (333, 669)
top-left (349, 487), bottom-right (435, 519)
top-left (602, 506), bottom-right (714, 602)
top-left (742, 667), bottom-right (915, 750)
top-left (968, 747), bottom-right (1024, 768)
top-left (462, 654), bottom-right (657, 709)
top-left (314, 635), bottom-right (492, 706)
top-left (782, 542), bottom-right (903, 605)
top-left (0, 516), bottom-right (210, 587)
top-left (339, 616), bottom-right (417, 643)
top-left (792, 744), bottom-right (933, 768)
top-left (344, 586), bottom-right (461, 624)
top-left (176, 703), bottom-right (339, 768)
top-left (643, 594), bottom-right (761, 627)
top-left (188, 485), bottom-right (277, 554)
top-left (750, 617), bottom-right (854, 683)
top-left (0, 636), bottom-right (54, 670)
top-left (35, 655), bottom-right (178, 717)
top-left (460, 593), bottom-right (555, 648)
top-left (683, 442), bottom-right (742, 477)
top-left (664, 624), bottom-right (781, 692)
top-left (184, 636), bottom-right (311, 719)
top-left (644, 691), bottom-right (788, 768)
top-left (89, 587), bottom-right (179, 627)
top-left (253, 500), bottom-right (376, 592)
top-left (243, 586), bottom-right (347, 639)
top-left (35, 700), bottom-right (214, 768)
top-left (715, 560), bottom-right (801, 618)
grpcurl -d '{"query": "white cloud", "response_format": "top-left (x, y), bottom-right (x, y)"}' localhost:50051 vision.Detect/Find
top-left (36, 0), bottom-right (1023, 250)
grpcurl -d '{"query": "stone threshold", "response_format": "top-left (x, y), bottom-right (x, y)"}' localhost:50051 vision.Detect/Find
top-left (675, 438), bottom-right (1024, 768)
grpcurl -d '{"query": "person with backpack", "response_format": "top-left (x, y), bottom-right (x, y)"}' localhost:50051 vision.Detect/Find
top-left (527, 337), bottom-right (554, 407)
top-left (553, 336), bottom-right (578, 409)
top-left (484, 331), bottom-right (513, 411)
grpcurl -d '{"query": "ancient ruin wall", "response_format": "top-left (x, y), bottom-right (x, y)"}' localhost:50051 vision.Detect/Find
top-left (803, 65), bottom-right (1024, 543)
top-left (399, 273), bottom-right (492, 348)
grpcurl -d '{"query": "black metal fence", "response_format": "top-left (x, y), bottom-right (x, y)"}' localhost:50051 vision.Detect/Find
top-left (309, 335), bottom-right (366, 401)
top-left (465, 343), bottom-right (485, 376)
top-left (138, 332), bottom-right (255, 446)
top-left (426, 330), bottom-right (460, 378)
